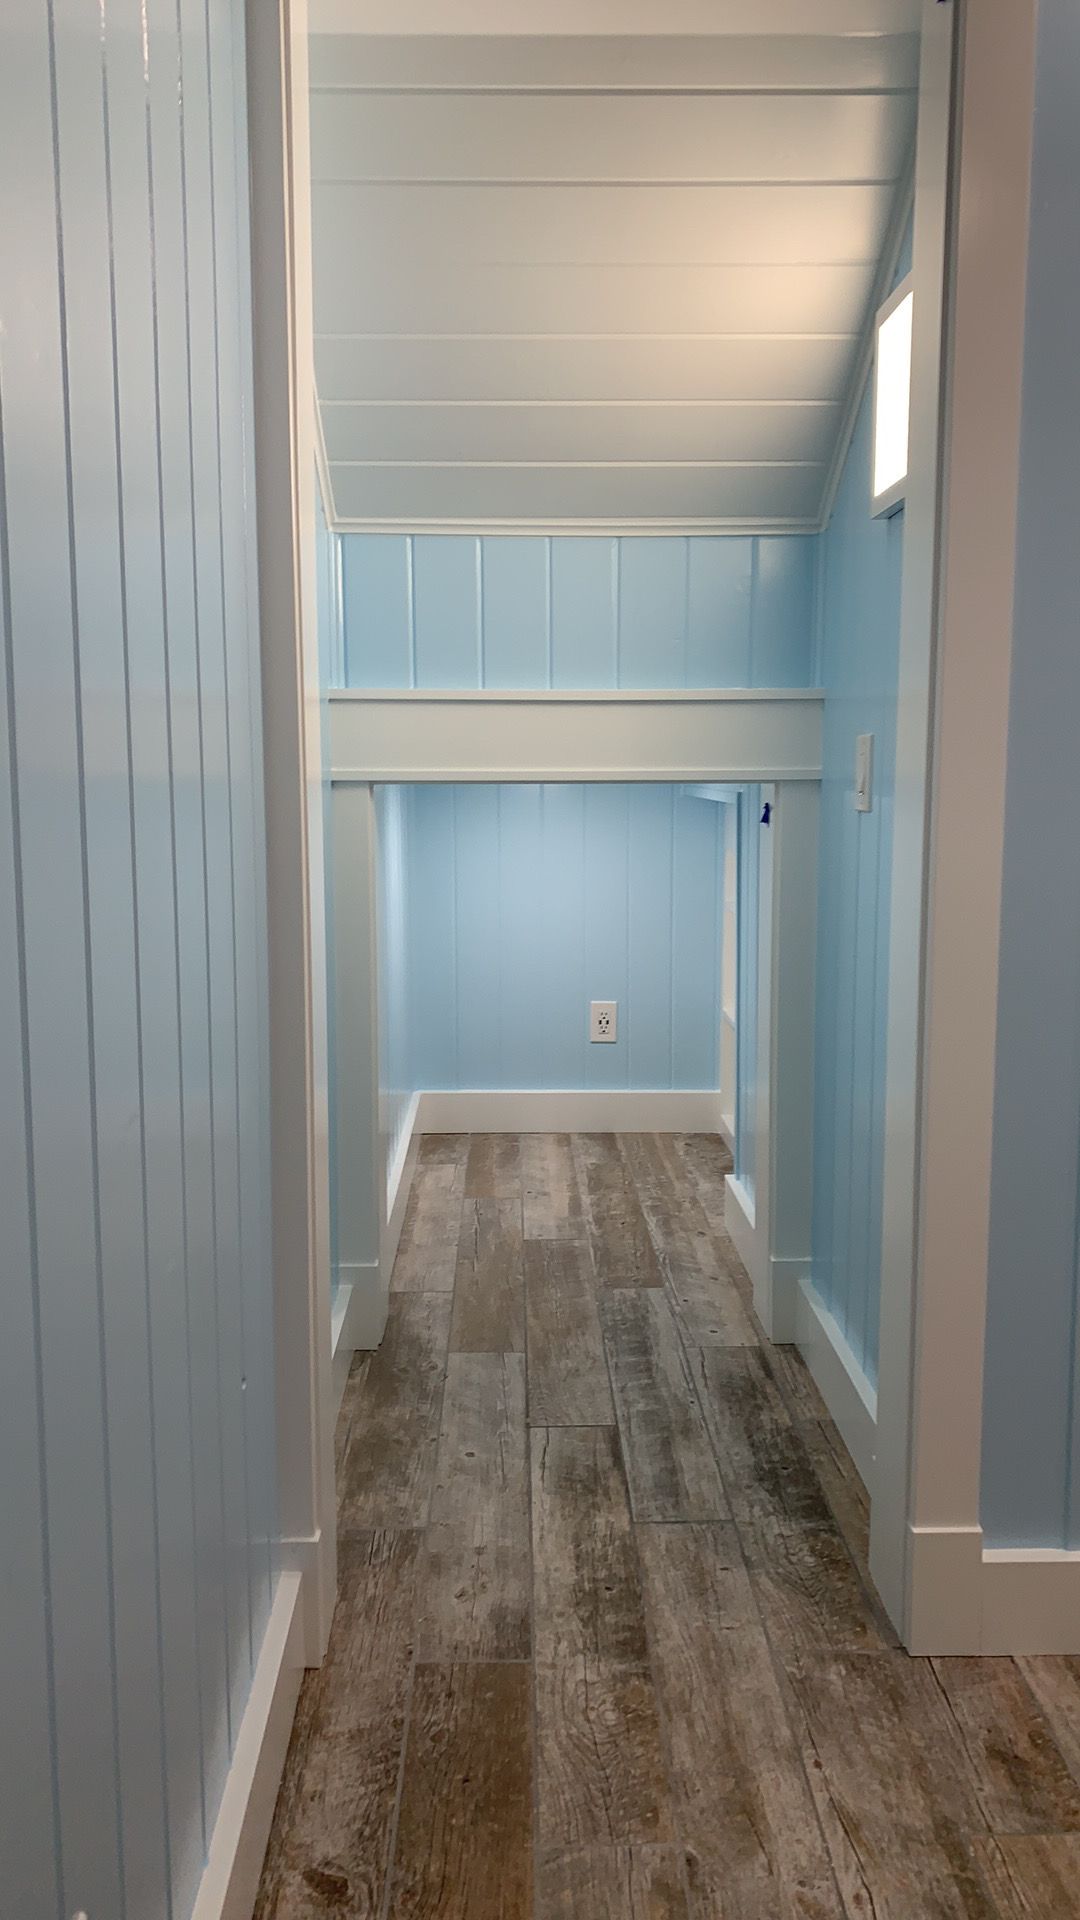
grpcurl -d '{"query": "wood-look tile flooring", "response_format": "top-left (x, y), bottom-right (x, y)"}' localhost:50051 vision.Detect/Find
top-left (256, 1132), bottom-right (1080, 1919)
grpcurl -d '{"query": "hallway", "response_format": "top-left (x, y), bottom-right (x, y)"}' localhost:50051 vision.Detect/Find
top-left (255, 1135), bottom-right (1080, 1919)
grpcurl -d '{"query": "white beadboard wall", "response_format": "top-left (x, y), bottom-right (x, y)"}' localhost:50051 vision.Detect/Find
top-left (0, 4), bottom-right (275, 1917)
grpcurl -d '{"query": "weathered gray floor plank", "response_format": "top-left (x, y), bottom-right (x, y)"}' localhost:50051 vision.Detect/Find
top-left (531, 1425), bottom-right (648, 1667)
top-left (388, 1662), bottom-right (533, 1920)
top-left (636, 1523), bottom-right (838, 1914)
top-left (536, 1658), bottom-right (674, 1850)
top-left (253, 1530), bottom-right (420, 1920)
top-left (419, 1351), bottom-right (530, 1662)
top-left (522, 1132), bottom-right (586, 1241)
top-left (738, 1509), bottom-right (897, 1655)
top-left (574, 1133), bottom-right (663, 1287)
top-left (535, 1845), bottom-right (690, 1920)
top-left (602, 1290), bottom-right (728, 1522)
top-left (932, 1656), bottom-right (1080, 1834)
top-left (339, 1293), bottom-right (451, 1531)
top-left (464, 1131), bottom-right (522, 1198)
top-left (449, 1197), bottom-right (526, 1353)
top-left (1018, 1656), bottom-right (1080, 1788)
top-left (392, 1161), bottom-right (466, 1293)
top-left (526, 1239), bottom-right (614, 1426)
top-left (694, 1346), bottom-right (833, 1527)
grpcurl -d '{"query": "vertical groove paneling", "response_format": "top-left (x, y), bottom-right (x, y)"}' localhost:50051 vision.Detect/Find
top-left (0, 1), bottom-right (274, 1912)
top-left (810, 381), bottom-right (903, 1388)
top-left (406, 784), bottom-right (721, 1093)
top-left (341, 531), bottom-right (816, 692)
top-left (376, 784), bottom-right (414, 1196)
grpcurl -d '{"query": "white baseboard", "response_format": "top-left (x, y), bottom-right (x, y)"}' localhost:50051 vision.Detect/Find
top-left (191, 1570), bottom-right (304, 1920)
top-left (794, 1276), bottom-right (877, 1488)
top-left (417, 1088), bottom-right (723, 1134)
top-left (981, 1548), bottom-right (1080, 1654)
top-left (383, 1095), bottom-right (420, 1285)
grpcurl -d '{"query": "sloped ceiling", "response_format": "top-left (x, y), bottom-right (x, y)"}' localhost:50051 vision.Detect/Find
top-left (309, 4), bottom-right (919, 531)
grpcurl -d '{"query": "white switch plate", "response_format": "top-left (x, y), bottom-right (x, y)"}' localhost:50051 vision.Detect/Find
top-left (854, 732), bottom-right (874, 813)
top-left (590, 1000), bottom-right (617, 1043)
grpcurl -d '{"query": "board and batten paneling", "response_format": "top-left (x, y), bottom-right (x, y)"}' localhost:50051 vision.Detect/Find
top-left (406, 783), bottom-right (722, 1093)
top-left (0, 3), bottom-right (274, 1916)
top-left (341, 532), bottom-right (816, 690)
top-left (981, 0), bottom-right (1080, 1551)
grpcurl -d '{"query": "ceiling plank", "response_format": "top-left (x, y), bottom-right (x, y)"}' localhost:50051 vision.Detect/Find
top-left (329, 460), bottom-right (824, 522)
top-left (310, 89), bottom-right (915, 184)
top-left (309, 5), bottom-right (920, 42)
top-left (310, 257), bottom-right (876, 337)
top-left (320, 398), bottom-right (843, 464)
top-left (313, 180), bottom-right (894, 266)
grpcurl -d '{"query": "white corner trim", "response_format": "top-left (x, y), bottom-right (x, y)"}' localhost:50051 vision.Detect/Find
top-left (190, 1570), bottom-right (305, 1920)
top-left (417, 1088), bottom-right (723, 1134)
top-left (795, 1276), bottom-right (877, 1489)
top-left (981, 1549), bottom-right (1080, 1655)
top-left (333, 1261), bottom-right (389, 1360)
top-left (314, 386), bottom-right (338, 529)
top-left (905, 1525), bottom-right (985, 1654)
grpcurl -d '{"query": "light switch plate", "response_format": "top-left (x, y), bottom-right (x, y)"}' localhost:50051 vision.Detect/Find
top-left (854, 732), bottom-right (874, 813)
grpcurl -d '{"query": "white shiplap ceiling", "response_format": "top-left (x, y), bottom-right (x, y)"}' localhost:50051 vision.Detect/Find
top-left (309, 9), bottom-right (919, 532)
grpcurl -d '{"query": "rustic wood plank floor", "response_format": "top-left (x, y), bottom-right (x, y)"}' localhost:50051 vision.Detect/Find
top-left (255, 1133), bottom-right (1080, 1920)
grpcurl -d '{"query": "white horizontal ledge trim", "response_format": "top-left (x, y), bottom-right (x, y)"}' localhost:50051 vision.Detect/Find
top-left (329, 688), bottom-right (823, 785)
top-left (331, 686), bottom-right (823, 704)
top-left (417, 1087), bottom-right (723, 1133)
top-left (332, 516), bottom-right (823, 535)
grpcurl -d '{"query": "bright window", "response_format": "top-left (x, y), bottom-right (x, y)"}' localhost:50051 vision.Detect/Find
top-left (872, 275), bottom-right (914, 516)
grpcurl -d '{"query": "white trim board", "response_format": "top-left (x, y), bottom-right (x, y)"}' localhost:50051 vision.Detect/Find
top-left (417, 1088), bottom-right (723, 1133)
top-left (190, 1571), bottom-right (305, 1920)
top-left (383, 1096), bottom-right (421, 1280)
top-left (794, 1276), bottom-right (877, 1490)
top-left (981, 1550), bottom-right (1080, 1655)
top-left (329, 689), bottom-right (823, 786)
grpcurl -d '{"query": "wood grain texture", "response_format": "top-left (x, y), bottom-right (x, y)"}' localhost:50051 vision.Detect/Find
top-left (573, 1134), bottom-right (662, 1287)
top-left (465, 1132), bottom-right (522, 1199)
top-left (449, 1199), bottom-right (525, 1354)
top-left (738, 1510), bottom-right (896, 1655)
top-left (932, 1656), bottom-right (1080, 1835)
top-left (670, 1132), bottom-right (734, 1227)
top-left (663, 1263), bottom-right (758, 1350)
top-left (636, 1523), bottom-right (837, 1912)
top-left (335, 1352), bottom-right (370, 1482)
top-left (797, 1415), bottom-right (872, 1573)
top-left (389, 1663), bottom-right (532, 1920)
top-left (535, 1845), bottom-right (690, 1920)
top-left (971, 1834), bottom-right (1080, 1917)
top-left (339, 1293), bottom-right (451, 1530)
top-left (765, 1343), bottom-right (834, 1426)
top-left (525, 1239), bottom-right (614, 1427)
top-left (694, 1347), bottom-right (832, 1527)
top-left (536, 1658), bottom-right (674, 1848)
top-left (602, 1291), bottom-right (728, 1522)
top-left (417, 1133), bottom-right (471, 1168)
top-left (783, 1648), bottom-right (999, 1916)
top-left (522, 1133), bottom-right (585, 1241)
top-left (254, 1531), bottom-right (420, 1920)
top-left (531, 1426), bottom-right (648, 1668)
top-left (392, 1162), bottom-right (466, 1293)
top-left (420, 1352), bottom-right (529, 1662)
top-left (1018, 1657), bottom-right (1080, 1790)
top-left (618, 1133), bottom-right (731, 1281)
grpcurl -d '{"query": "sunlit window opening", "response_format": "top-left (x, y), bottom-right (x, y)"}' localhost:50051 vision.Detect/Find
top-left (872, 277), bottom-right (914, 515)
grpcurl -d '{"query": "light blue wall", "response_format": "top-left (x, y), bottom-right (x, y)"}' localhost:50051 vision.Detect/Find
top-left (341, 532), bottom-right (816, 689)
top-left (0, 4), bottom-right (275, 1917)
top-left (406, 784), bottom-right (722, 1092)
top-left (376, 784), bottom-right (415, 1190)
top-left (809, 388), bottom-right (904, 1387)
top-left (981, 0), bottom-right (1080, 1549)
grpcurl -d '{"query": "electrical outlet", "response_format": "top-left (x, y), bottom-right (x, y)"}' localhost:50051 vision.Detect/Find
top-left (590, 1000), bottom-right (617, 1043)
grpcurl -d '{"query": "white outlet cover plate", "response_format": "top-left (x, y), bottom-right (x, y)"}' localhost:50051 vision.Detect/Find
top-left (590, 1000), bottom-right (618, 1043)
